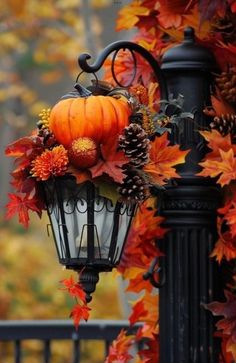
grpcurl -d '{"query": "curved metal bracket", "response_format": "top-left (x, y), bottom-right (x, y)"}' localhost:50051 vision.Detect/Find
top-left (143, 256), bottom-right (166, 288)
top-left (78, 40), bottom-right (168, 100)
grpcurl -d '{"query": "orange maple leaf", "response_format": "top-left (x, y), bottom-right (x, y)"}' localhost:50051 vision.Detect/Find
top-left (224, 203), bottom-right (236, 237)
top-left (89, 138), bottom-right (128, 183)
top-left (211, 234), bottom-right (236, 263)
top-left (144, 132), bottom-right (189, 185)
top-left (125, 268), bottom-right (153, 294)
top-left (70, 304), bottom-right (91, 330)
top-left (119, 200), bottom-right (166, 272)
top-left (199, 130), bottom-right (236, 161)
top-left (116, 2), bottom-right (150, 31)
top-left (210, 217), bottom-right (236, 263)
top-left (199, 148), bottom-right (236, 187)
top-left (157, 0), bottom-right (197, 29)
top-left (130, 292), bottom-right (158, 326)
top-left (105, 329), bottom-right (134, 363)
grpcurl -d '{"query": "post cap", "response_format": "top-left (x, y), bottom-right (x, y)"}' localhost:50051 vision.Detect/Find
top-left (161, 27), bottom-right (217, 71)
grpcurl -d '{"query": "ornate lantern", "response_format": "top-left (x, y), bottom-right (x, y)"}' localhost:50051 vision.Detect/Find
top-left (44, 177), bottom-right (136, 301)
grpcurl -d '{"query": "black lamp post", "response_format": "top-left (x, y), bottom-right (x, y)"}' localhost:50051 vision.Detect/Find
top-left (44, 27), bottom-right (222, 361)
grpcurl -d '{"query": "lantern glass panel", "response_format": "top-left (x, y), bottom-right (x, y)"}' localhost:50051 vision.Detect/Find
top-left (43, 178), bottom-right (135, 271)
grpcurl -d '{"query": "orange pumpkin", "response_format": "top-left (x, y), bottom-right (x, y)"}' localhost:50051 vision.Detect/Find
top-left (49, 95), bottom-right (131, 148)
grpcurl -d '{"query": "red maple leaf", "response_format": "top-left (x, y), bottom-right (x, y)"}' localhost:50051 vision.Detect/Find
top-left (5, 193), bottom-right (42, 228)
top-left (10, 169), bottom-right (36, 194)
top-left (70, 304), bottom-right (91, 330)
top-left (89, 138), bottom-right (128, 183)
top-left (60, 276), bottom-right (86, 303)
top-left (5, 135), bottom-right (44, 171)
top-left (138, 334), bottom-right (159, 363)
top-left (129, 300), bottom-right (148, 326)
top-left (5, 135), bottom-right (42, 157)
top-left (206, 290), bottom-right (236, 356)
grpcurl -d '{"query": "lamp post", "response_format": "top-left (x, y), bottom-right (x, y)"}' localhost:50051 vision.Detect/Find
top-left (45, 27), bottom-right (222, 361)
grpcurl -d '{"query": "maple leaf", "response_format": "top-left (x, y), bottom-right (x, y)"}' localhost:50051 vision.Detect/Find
top-left (104, 51), bottom-right (157, 88)
top-left (199, 148), bottom-right (236, 187)
top-left (199, 130), bottom-right (236, 161)
top-left (126, 269), bottom-right (154, 294)
top-left (60, 275), bottom-right (86, 303)
top-left (10, 169), bottom-right (36, 193)
top-left (224, 204), bottom-right (236, 237)
top-left (144, 132), bottom-right (189, 185)
top-left (129, 293), bottom-right (158, 326)
top-left (67, 165), bottom-right (91, 185)
top-left (129, 299), bottom-right (148, 326)
top-left (220, 335), bottom-right (236, 363)
top-left (137, 334), bottom-right (159, 363)
top-left (89, 139), bottom-right (128, 184)
top-left (5, 193), bottom-right (42, 228)
top-left (157, 0), bottom-right (197, 29)
top-left (231, 0), bottom-right (236, 12)
top-left (206, 290), bottom-right (236, 356)
top-left (5, 136), bottom-right (44, 169)
top-left (70, 304), bottom-right (91, 330)
top-left (119, 200), bottom-right (166, 273)
top-left (210, 216), bottom-right (236, 263)
top-left (211, 233), bottom-right (236, 263)
top-left (116, 2), bottom-right (150, 31)
top-left (105, 329), bottom-right (134, 363)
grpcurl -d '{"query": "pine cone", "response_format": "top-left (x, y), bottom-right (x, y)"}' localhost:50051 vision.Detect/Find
top-left (215, 67), bottom-right (236, 104)
top-left (212, 9), bottom-right (236, 44)
top-left (210, 113), bottom-right (236, 141)
top-left (118, 168), bottom-right (149, 202)
top-left (119, 123), bottom-right (150, 168)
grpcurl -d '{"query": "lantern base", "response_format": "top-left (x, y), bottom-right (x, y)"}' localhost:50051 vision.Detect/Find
top-left (78, 268), bottom-right (100, 303)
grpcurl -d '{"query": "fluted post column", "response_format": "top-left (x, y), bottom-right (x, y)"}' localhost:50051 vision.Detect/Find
top-left (159, 28), bottom-right (223, 363)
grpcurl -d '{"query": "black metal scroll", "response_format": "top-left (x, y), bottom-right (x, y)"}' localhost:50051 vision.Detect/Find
top-left (78, 40), bottom-right (168, 100)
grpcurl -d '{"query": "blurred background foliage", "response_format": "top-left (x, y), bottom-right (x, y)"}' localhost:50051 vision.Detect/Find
top-left (0, 1), bottom-right (132, 361)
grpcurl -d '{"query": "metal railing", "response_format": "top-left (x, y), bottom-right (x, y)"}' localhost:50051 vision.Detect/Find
top-left (0, 319), bottom-right (137, 363)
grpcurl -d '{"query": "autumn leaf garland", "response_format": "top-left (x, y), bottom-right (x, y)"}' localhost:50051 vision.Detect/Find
top-left (198, 128), bottom-right (236, 359)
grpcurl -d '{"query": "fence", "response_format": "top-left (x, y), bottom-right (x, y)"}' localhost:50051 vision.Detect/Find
top-left (0, 319), bottom-right (138, 363)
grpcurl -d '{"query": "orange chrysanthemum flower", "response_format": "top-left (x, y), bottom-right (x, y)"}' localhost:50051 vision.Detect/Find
top-left (31, 145), bottom-right (69, 181)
